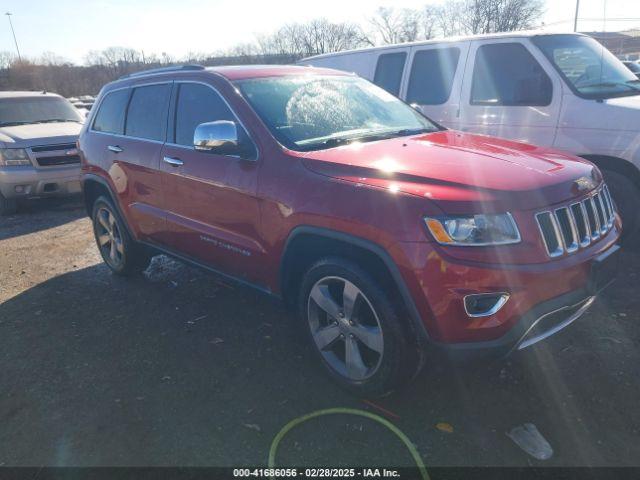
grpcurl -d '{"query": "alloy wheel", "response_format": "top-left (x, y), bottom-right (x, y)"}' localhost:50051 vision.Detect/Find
top-left (307, 276), bottom-right (384, 381)
top-left (95, 206), bottom-right (125, 268)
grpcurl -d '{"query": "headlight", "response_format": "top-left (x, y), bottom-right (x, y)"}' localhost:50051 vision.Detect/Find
top-left (425, 213), bottom-right (520, 246)
top-left (0, 148), bottom-right (31, 167)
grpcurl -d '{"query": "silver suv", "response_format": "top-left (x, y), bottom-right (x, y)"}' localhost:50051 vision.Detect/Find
top-left (0, 91), bottom-right (84, 215)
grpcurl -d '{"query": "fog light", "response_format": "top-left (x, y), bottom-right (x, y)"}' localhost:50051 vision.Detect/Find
top-left (464, 293), bottom-right (509, 317)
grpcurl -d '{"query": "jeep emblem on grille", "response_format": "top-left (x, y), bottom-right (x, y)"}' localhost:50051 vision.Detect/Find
top-left (573, 176), bottom-right (596, 193)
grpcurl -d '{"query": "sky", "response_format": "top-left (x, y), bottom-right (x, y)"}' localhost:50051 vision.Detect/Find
top-left (1, 0), bottom-right (639, 64)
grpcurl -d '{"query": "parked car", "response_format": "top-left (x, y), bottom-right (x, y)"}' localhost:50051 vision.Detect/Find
top-left (622, 60), bottom-right (640, 79)
top-left (0, 91), bottom-right (84, 215)
top-left (79, 65), bottom-right (621, 396)
top-left (301, 32), bottom-right (640, 244)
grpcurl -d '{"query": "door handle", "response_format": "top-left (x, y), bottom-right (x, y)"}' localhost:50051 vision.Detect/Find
top-left (163, 156), bottom-right (184, 167)
top-left (107, 145), bottom-right (123, 153)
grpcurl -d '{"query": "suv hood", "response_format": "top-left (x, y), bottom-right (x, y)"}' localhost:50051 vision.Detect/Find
top-left (294, 130), bottom-right (600, 213)
top-left (0, 122), bottom-right (82, 148)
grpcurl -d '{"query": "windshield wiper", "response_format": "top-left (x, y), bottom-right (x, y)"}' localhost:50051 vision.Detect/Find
top-left (300, 127), bottom-right (434, 151)
top-left (35, 119), bottom-right (81, 124)
top-left (0, 121), bottom-right (32, 127)
top-left (313, 136), bottom-right (357, 149)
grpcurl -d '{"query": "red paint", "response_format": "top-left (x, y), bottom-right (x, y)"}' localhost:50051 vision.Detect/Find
top-left (79, 66), bottom-right (621, 347)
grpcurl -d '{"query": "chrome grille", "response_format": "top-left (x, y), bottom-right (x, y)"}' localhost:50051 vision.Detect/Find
top-left (30, 143), bottom-right (79, 168)
top-left (536, 184), bottom-right (615, 258)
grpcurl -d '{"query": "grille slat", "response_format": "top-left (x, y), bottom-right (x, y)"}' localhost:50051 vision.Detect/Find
top-left (554, 207), bottom-right (578, 252)
top-left (585, 197), bottom-right (599, 239)
top-left (36, 155), bottom-right (80, 167)
top-left (570, 202), bottom-right (590, 247)
top-left (31, 143), bottom-right (77, 153)
top-left (536, 184), bottom-right (615, 257)
top-left (603, 185), bottom-right (615, 225)
top-left (594, 193), bottom-right (607, 234)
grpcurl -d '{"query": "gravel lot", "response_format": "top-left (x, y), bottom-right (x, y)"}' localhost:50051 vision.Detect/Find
top-left (0, 197), bottom-right (639, 468)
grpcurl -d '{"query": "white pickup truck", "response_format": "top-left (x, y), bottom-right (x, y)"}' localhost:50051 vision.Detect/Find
top-left (0, 91), bottom-right (84, 215)
top-left (302, 32), bottom-right (640, 243)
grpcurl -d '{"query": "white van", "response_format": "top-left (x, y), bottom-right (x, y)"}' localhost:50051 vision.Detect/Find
top-left (301, 32), bottom-right (640, 243)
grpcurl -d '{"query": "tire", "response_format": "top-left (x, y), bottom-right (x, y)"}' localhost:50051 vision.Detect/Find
top-left (602, 169), bottom-right (640, 246)
top-left (0, 193), bottom-right (17, 216)
top-left (91, 195), bottom-right (151, 276)
top-left (298, 257), bottom-right (418, 397)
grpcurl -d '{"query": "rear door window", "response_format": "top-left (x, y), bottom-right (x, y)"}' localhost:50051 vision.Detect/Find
top-left (373, 52), bottom-right (407, 96)
top-left (125, 84), bottom-right (172, 141)
top-left (406, 47), bottom-right (460, 105)
top-left (92, 89), bottom-right (130, 134)
top-left (471, 43), bottom-right (552, 106)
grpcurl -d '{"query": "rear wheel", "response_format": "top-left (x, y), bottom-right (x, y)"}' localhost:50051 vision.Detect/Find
top-left (299, 257), bottom-right (417, 397)
top-left (602, 169), bottom-right (640, 246)
top-left (91, 196), bottom-right (151, 275)
top-left (0, 193), bottom-right (17, 216)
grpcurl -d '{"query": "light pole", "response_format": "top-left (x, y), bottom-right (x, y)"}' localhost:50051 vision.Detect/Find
top-left (5, 12), bottom-right (22, 62)
top-left (573, 0), bottom-right (580, 32)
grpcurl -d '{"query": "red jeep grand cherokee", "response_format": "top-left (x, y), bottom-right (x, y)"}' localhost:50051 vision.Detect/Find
top-left (79, 65), bottom-right (621, 396)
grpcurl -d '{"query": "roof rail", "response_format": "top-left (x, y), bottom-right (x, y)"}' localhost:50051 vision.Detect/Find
top-left (119, 64), bottom-right (205, 80)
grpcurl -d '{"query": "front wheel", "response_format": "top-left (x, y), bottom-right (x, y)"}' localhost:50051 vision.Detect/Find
top-left (91, 196), bottom-right (151, 275)
top-left (299, 257), bottom-right (418, 397)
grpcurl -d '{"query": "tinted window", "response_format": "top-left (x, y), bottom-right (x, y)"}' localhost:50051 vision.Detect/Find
top-left (471, 43), bottom-right (552, 106)
top-left (373, 52), bottom-right (407, 96)
top-left (174, 83), bottom-right (236, 146)
top-left (125, 84), bottom-right (171, 141)
top-left (93, 89), bottom-right (129, 134)
top-left (406, 48), bottom-right (460, 105)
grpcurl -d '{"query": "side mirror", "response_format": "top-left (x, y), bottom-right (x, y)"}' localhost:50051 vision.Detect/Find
top-left (194, 120), bottom-right (239, 154)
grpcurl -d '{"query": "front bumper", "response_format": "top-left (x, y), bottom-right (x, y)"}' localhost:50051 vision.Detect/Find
top-left (435, 243), bottom-right (620, 360)
top-left (395, 225), bottom-right (620, 356)
top-left (434, 287), bottom-right (598, 361)
top-left (0, 165), bottom-right (81, 199)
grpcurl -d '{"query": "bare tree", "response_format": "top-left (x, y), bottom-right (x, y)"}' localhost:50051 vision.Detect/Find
top-left (259, 18), bottom-right (368, 57)
top-left (422, 5), bottom-right (440, 40)
top-left (369, 7), bottom-right (423, 44)
top-left (39, 52), bottom-right (70, 66)
top-left (459, 0), bottom-right (544, 35)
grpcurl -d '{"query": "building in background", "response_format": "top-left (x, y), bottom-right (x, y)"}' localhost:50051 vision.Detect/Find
top-left (586, 29), bottom-right (640, 60)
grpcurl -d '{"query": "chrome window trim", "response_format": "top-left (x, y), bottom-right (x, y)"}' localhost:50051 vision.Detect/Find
top-left (88, 130), bottom-right (166, 145)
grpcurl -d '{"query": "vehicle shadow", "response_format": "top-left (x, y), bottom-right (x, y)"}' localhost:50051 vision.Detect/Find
top-left (0, 196), bottom-right (86, 241)
top-left (0, 251), bottom-right (638, 467)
